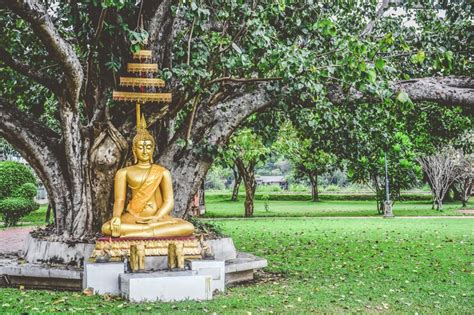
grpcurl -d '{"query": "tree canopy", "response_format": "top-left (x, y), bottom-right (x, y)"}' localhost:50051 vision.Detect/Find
top-left (0, 0), bottom-right (472, 239)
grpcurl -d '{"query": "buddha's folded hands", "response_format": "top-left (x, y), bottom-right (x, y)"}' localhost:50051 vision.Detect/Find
top-left (136, 216), bottom-right (174, 225)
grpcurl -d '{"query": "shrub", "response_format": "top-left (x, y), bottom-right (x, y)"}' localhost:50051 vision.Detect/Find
top-left (257, 184), bottom-right (282, 192)
top-left (0, 161), bottom-right (36, 199)
top-left (323, 184), bottom-right (340, 192)
top-left (289, 183), bottom-right (309, 192)
top-left (0, 197), bottom-right (39, 227)
top-left (13, 183), bottom-right (38, 199)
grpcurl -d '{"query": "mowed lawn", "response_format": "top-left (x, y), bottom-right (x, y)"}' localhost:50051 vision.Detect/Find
top-left (1, 218), bottom-right (472, 313)
top-left (17, 196), bottom-right (471, 227)
top-left (204, 196), bottom-right (471, 218)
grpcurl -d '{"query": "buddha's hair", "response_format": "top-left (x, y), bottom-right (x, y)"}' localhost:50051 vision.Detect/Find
top-left (132, 114), bottom-right (155, 163)
top-left (132, 130), bottom-right (155, 148)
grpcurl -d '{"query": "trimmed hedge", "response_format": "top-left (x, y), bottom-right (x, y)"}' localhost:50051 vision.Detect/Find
top-left (0, 197), bottom-right (39, 227)
top-left (206, 193), bottom-right (432, 202)
top-left (0, 161), bottom-right (36, 199)
top-left (13, 183), bottom-right (38, 199)
top-left (0, 161), bottom-right (38, 226)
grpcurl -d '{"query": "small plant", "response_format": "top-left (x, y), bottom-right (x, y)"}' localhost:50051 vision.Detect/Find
top-left (324, 184), bottom-right (340, 192)
top-left (188, 216), bottom-right (226, 238)
top-left (0, 197), bottom-right (39, 227)
top-left (0, 161), bottom-right (36, 199)
top-left (262, 194), bottom-right (270, 212)
top-left (0, 161), bottom-right (38, 226)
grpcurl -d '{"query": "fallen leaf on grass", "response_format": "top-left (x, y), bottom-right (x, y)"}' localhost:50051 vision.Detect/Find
top-left (83, 287), bottom-right (94, 296)
top-left (52, 298), bottom-right (67, 305)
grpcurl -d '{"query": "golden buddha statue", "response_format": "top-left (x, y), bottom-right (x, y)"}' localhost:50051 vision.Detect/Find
top-left (101, 116), bottom-right (194, 238)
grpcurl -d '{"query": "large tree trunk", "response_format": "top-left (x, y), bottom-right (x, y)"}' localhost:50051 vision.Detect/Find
top-left (231, 167), bottom-right (242, 201)
top-left (235, 159), bottom-right (256, 217)
top-left (88, 123), bottom-right (128, 231)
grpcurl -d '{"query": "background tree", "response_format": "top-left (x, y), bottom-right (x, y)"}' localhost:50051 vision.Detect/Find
top-left (213, 152), bottom-right (242, 201)
top-left (348, 131), bottom-right (421, 213)
top-left (224, 128), bottom-right (270, 217)
top-left (275, 123), bottom-right (335, 201)
top-left (0, 138), bottom-right (18, 161)
top-left (454, 152), bottom-right (473, 208)
top-left (0, 1), bottom-right (472, 239)
top-left (418, 149), bottom-right (463, 211)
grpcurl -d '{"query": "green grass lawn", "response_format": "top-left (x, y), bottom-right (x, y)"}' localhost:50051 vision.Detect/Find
top-left (1, 218), bottom-right (472, 313)
top-left (204, 195), bottom-right (471, 218)
top-left (16, 197), bottom-right (471, 227)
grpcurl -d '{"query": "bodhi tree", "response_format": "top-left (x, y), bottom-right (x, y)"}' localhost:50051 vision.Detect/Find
top-left (222, 128), bottom-right (269, 217)
top-left (0, 1), bottom-right (472, 239)
top-left (275, 123), bottom-right (335, 202)
top-left (213, 149), bottom-right (242, 202)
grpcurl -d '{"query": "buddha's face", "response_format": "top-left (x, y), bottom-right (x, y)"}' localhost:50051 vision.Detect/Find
top-left (134, 140), bottom-right (154, 163)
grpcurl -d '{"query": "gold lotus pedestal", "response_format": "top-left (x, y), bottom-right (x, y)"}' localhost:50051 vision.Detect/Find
top-left (91, 236), bottom-right (203, 261)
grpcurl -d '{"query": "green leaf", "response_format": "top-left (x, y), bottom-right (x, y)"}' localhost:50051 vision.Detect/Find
top-left (445, 51), bottom-right (453, 62)
top-left (375, 59), bottom-right (385, 71)
top-left (410, 50), bottom-right (425, 64)
top-left (366, 69), bottom-right (376, 83)
top-left (396, 91), bottom-right (410, 103)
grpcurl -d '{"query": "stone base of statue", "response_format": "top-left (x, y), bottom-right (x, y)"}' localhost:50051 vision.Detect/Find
top-left (1, 234), bottom-right (267, 301)
top-left (120, 270), bottom-right (213, 302)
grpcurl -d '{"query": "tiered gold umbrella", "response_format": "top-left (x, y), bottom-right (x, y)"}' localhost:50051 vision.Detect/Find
top-left (112, 50), bottom-right (172, 129)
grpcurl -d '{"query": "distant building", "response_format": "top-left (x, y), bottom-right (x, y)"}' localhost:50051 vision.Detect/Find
top-left (256, 176), bottom-right (288, 190)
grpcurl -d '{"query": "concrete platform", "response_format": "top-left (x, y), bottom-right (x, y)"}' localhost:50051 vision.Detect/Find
top-left (1, 237), bottom-right (267, 292)
top-left (0, 254), bottom-right (82, 290)
top-left (23, 234), bottom-right (94, 267)
top-left (120, 271), bottom-right (212, 302)
top-left (204, 238), bottom-right (237, 260)
top-left (188, 259), bottom-right (225, 292)
top-left (83, 262), bottom-right (125, 295)
top-left (225, 252), bottom-right (267, 284)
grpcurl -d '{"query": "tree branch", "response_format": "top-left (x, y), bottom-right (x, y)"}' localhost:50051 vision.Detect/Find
top-left (360, 0), bottom-right (390, 37)
top-left (207, 76), bottom-right (283, 86)
top-left (195, 83), bottom-right (275, 146)
top-left (187, 17), bottom-right (196, 66)
top-left (0, 97), bottom-right (67, 210)
top-left (391, 76), bottom-right (474, 107)
top-left (0, 47), bottom-right (61, 93)
top-left (328, 76), bottom-right (474, 109)
top-left (2, 0), bottom-right (84, 103)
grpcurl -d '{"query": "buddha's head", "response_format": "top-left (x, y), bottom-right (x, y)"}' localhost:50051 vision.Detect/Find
top-left (132, 115), bottom-right (155, 163)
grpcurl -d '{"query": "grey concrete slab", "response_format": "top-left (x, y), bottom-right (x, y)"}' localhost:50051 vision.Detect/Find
top-left (188, 259), bottom-right (225, 292)
top-left (204, 238), bottom-right (237, 260)
top-left (23, 235), bottom-right (94, 267)
top-left (120, 270), bottom-right (212, 302)
top-left (83, 262), bottom-right (125, 295)
top-left (225, 252), bottom-right (267, 273)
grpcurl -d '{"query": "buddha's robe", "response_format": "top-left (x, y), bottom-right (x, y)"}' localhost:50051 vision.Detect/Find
top-left (127, 164), bottom-right (164, 216)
